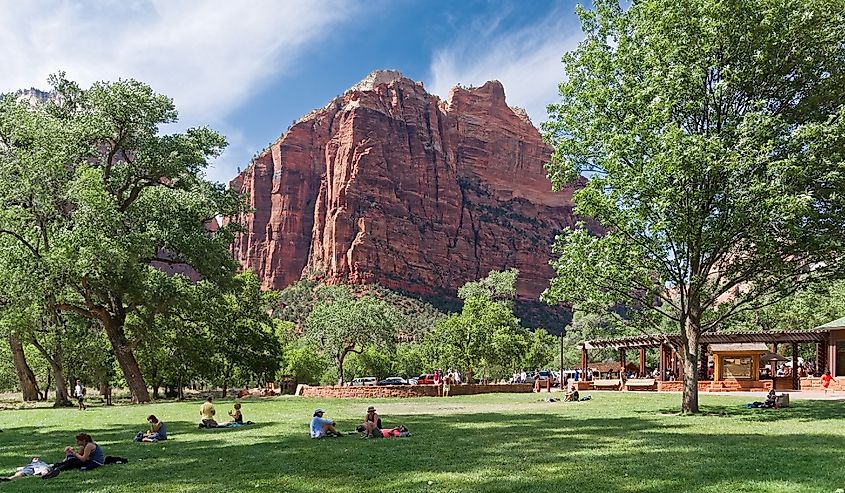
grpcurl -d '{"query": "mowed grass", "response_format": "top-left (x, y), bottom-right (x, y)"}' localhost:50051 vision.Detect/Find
top-left (0, 392), bottom-right (843, 492)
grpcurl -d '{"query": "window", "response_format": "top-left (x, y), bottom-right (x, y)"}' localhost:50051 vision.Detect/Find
top-left (720, 357), bottom-right (753, 379)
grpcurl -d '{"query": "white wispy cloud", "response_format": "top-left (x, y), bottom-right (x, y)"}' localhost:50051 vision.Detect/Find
top-left (427, 5), bottom-right (584, 126)
top-left (0, 0), bottom-right (361, 182)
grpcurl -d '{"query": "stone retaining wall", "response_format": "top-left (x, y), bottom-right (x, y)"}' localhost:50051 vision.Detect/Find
top-left (657, 380), bottom-right (772, 392)
top-left (297, 384), bottom-right (534, 398)
top-left (800, 377), bottom-right (845, 392)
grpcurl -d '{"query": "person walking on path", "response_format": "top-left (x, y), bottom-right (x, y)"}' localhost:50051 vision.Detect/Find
top-left (74, 380), bottom-right (86, 411)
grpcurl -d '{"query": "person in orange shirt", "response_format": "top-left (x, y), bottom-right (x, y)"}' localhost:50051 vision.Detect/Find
top-left (821, 369), bottom-right (836, 394)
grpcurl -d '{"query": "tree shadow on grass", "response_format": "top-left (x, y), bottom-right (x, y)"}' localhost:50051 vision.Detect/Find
top-left (0, 410), bottom-right (842, 493)
top-left (651, 399), bottom-right (845, 423)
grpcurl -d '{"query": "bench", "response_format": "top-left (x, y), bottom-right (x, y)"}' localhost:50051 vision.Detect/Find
top-left (624, 378), bottom-right (656, 391)
top-left (592, 379), bottom-right (622, 390)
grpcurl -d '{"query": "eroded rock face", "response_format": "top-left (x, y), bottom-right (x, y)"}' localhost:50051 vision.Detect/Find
top-left (231, 71), bottom-right (591, 320)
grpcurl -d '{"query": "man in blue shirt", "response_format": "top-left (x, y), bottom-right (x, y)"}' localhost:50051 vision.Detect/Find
top-left (310, 409), bottom-right (341, 438)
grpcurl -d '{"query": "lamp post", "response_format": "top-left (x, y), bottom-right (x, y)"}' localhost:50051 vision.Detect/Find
top-left (560, 328), bottom-right (566, 389)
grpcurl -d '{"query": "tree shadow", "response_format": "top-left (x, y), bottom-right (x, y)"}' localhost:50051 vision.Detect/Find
top-left (651, 398), bottom-right (845, 423)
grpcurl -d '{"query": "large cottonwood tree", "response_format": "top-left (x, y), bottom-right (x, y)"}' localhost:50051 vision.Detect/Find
top-left (0, 75), bottom-right (245, 402)
top-left (542, 0), bottom-right (845, 413)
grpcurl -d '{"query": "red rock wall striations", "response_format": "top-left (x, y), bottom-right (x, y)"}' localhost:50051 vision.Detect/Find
top-left (230, 70), bottom-right (595, 315)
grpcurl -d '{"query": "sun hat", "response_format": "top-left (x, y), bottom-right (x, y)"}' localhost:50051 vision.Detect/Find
top-left (367, 406), bottom-right (376, 412)
top-left (314, 408), bottom-right (324, 415)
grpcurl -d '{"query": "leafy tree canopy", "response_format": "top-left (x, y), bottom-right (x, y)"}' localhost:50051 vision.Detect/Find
top-left (542, 0), bottom-right (845, 412)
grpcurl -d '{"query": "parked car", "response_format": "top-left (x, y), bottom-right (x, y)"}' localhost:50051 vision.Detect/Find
top-left (377, 377), bottom-right (409, 386)
top-left (538, 370), bottom-right (559, 387)
top-left (416, 374), bottom-right (436, 384)
top-left (351, 377), bottom-right (377, 386)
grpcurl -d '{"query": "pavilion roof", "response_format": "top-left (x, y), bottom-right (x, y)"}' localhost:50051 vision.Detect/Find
top-left (709, 343), bottom-right (769, 353)
top-left (581, 330), bottom-right (829, 350)
top-left (816, 316), bottom-right (845, 330)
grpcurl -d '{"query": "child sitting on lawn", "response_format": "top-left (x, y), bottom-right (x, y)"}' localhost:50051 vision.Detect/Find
top-left (219, 402), bottom-right (254, 427)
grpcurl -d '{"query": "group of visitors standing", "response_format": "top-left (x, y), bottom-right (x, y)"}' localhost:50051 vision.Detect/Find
top-left (433, 369), bottom-right (459, 397)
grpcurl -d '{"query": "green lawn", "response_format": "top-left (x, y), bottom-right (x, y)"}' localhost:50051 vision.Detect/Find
top-left (0, 392), bottom-right (843, 492)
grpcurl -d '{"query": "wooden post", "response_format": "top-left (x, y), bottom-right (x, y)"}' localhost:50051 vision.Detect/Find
top-left (658, 344), bottom-right (665, 381)
top-left (699, 344), bottom-right (708, 379)
top-left (560, 332), bottom-right (565, 387)
top-left (815, 342), bottom-right (825, 376)
top-left (580, 347), bottom-right (588, 380)
top-left (639, 348), bottom-right (646, 377)
top-left (670, 349), bottom-right (677, 380)
top-left (677, 350), bottom-right (685, 381)
top-left (792, 342), bottom-right (799, 390)
top-left (619, 348), bottom-right (627, 376)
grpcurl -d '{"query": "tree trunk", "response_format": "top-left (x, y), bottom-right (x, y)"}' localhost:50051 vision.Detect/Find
top-left (30, 337), bottom-right (71, 406)
top-left (336, 352), bottom-right (346, 386)
top-left (9, 335), bottom-right (41, 401)
top-left (99, 382), bottom-right (112, 405)
top-left (44, 369), bottom-right (51, 401)
top-left (101, 316), bottom-right (150, 403)
top-left (151, 366), bottom-right (160, 399)
top-left (680, 312), bottom-right (701, 414)
top-left (222, 364), bottom-right (232, 398)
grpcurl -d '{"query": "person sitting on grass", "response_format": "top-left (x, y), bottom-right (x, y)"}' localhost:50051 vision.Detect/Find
top-left (361, 406), bottom-right (382, 438)
top-left (42, 433), bottom-right (105, 479)
top-left (219, 402), bottom-right (255, 427)
top-left (199, 395), bottom-right (218, 428)
top-left (764, 389), bottom-right (779, 408)
top-left (310, 408), bottom-right (341, 438)
top-left (228, 402), bottom-right (244, 424)
top-left (564, 382), bottom-right (580, 402)
top-left (135, 415), bottom-right (167, 442)
top-left (0, 457), bottom-right (50, 481)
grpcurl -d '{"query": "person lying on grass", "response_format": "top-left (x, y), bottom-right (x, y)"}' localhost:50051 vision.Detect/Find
top-left (135, 415), bottom-right (167, 442)
top-left (42, 433), bottom-right (105, 479)
top-left (379, 425), bottom-right (411, 438)
top-left (310, 408), bottom-right (341, 438)
top-left (0, 457), bottom-right (50, 481)
top-left (199, 395), bottom-right (218, 428)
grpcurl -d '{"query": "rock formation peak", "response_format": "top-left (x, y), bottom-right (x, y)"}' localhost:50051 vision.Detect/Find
top-left (349, 69), bottom-right (408, 92)
top-left (230, 73), bottom-right (594, 326)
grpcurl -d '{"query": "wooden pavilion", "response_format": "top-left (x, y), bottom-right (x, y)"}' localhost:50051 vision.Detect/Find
top-left (579, 326), bottom-right (842, 392)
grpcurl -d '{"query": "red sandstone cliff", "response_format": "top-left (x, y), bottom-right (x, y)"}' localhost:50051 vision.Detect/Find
top-left (230, 70), bottom-right (590, 316)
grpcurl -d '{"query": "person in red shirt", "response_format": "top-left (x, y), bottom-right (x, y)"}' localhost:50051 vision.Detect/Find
top-left (821, 369), bottom-right (836, 394)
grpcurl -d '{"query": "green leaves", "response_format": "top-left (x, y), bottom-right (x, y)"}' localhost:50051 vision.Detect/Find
top-left (544, 0), bottom-right (845, 411)
top-left (543, 0), bottom-right (845, 328)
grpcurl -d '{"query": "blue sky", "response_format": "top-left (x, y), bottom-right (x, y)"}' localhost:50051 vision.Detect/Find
top-left (0, 0), bottom-right (587, 183)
